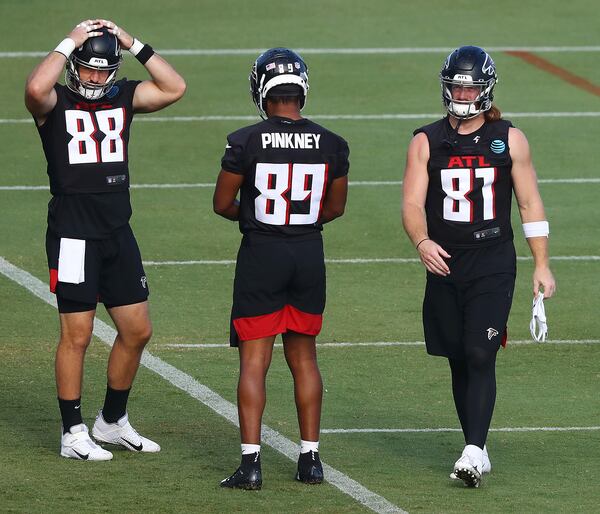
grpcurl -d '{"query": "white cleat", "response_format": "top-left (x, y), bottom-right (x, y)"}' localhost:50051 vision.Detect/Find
top-left (92, 411), bottom-right (160, 453)
top-left (453, 445), bottom-right (484, 488)
top-left (450, 447), bottom-right (491, 479)
top-left (60, 423), bottom-right (113, 461)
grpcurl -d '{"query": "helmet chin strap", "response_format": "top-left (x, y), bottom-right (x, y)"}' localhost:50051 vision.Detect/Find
top-left (442, 117), bottom-right (463, 150)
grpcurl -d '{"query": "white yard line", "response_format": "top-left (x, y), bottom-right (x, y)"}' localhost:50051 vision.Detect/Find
top-left (0, 256), bottom-right (406, 514)
top-left (164, 340), bottom-right (600, 349)
top-left (321, 426), bottom-right (600, 434)
top-left (139, 256), bottom-right (600, 266)
top-left (2, 177), bottom-right (599, 191)
top-left (3, 112), bottom-right (600, 125)
top-left (1, 177), bottom-right (599, 191)
top-left (3, 46), bottom-right (600, 58)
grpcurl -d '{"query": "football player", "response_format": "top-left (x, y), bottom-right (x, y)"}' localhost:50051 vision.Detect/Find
top-left (214, 48), bottom-right (349, 489)
top-left (402, 46), bottom-right (556, 487)
top-left (25, 20), bottom-right (186, 460)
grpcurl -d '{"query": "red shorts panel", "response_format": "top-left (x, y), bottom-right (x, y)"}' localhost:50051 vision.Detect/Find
top-left (233, 304), bottom-right (323, 343)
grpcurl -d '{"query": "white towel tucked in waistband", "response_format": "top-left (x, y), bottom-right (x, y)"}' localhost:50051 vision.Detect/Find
top-left (58, 238), bottom-right (86, 284)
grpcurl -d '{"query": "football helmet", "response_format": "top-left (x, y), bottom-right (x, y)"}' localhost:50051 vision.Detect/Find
top-left (66, 27), bottom-right (122, 100)
top-left (440, 46), bottom-right (497, 119)
top-left (249, 47), bottom-right (309, 118)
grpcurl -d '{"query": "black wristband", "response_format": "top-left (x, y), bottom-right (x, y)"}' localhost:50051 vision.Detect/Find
top-left (135, 44), bottom-right (155, 65)
top-left (416, 238), bottom-right (430, 250)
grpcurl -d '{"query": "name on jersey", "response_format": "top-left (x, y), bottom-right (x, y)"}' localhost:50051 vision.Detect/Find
top-left (261, 132), bottom-right (321, 149)
top-left (446, 155), bottom-right (491, 168)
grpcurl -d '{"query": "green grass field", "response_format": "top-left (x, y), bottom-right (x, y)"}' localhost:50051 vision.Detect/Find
top-left (1, 1), bottom-right (600, 512)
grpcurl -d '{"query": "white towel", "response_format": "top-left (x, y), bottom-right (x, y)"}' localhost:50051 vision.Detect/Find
top-left (529, 292), bottom-right (548, 342)
top-left (58, 238), bottom-right (86, 284)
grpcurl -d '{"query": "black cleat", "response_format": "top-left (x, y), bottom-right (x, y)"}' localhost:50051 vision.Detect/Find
top-left (296, 450), bottom-right (324, 484)
top-left (220, 452), bottom-right (262, 490)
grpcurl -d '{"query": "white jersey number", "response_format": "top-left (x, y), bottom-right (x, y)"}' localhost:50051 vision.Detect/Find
top-left (254, 162), bottom-right (327, 225)
top-left (65, 108), bottom-right (125, 164)
top-left (441, 167), bottom-right (496, 222)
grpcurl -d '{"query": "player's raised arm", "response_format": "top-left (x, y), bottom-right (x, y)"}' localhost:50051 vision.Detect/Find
top-left (25, 20), bottom-right (103, 123)
top-left (100, 20), bottom-right (186, 113)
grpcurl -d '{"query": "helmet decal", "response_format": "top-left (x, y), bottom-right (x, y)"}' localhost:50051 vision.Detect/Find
top-left (482, 53), bottom-right (496, 76)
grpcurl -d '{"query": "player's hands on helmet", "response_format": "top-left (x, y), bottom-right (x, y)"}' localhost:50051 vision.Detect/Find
top-left (69, 20), bottom-right (103, 47)
top-left (100, 20), bottom-right (134, 51)
top-left (417, 239), bottom-right (451, 276)
top-left (533, 266), bottom-right (556, 298)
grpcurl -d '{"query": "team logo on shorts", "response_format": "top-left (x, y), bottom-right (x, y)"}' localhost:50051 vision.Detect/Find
top-left (487, 327), bottom-right (499, 340)
top-left (140, 276), bottom-right (147, 289)
top-left (490, 139), bottom-right (506, 154)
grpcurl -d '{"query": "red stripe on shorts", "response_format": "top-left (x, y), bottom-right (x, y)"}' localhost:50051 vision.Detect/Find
top-left (49, 268), bottom-right (58, 293)
top-left (233, 304), bottom-right (323, 342)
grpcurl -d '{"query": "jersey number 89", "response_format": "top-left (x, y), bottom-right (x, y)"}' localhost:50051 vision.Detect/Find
top-left (255, 162), bottom-right (328, 225)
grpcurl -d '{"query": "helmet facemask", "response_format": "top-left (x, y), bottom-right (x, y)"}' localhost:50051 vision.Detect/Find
top-left (66, 57), bottom-right (121, 100)
top-left (441, 76), bottom-right (495, 120)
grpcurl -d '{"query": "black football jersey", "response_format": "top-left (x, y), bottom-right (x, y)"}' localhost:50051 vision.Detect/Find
top-left (221, 116), bottom-right (350, 236)
top-left (36, 79), bottom-right (140, 238)
top-left (415, 117), bottom-right (514, 249)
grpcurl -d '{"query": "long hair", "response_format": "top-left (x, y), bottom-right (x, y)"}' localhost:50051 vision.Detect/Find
top-left (484, 104), bottom-right (502, 122)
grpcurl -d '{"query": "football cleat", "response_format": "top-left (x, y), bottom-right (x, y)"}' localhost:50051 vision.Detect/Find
top-left (296, 450), bottom-right (324, 484)
top-left (450, 447), bottom-right (491, 479)
top-left (60, 423), bottom-right (113, 461)
top-left (92, 410), bottom-right (160, 452)
top-left (453, 445), bottom-right (484, 488)
top-left (220, 452), bottom-right (262, 490)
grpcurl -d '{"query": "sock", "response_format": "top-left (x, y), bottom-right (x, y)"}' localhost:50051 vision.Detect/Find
top-left (241, 443), bottom-right (261, 455)
top-left (102, 385), bottom-right (131, 423)
top-left (241, 444), bottom-right (261, 466)
top-left (58, 397), bottom-right (83, 434)
top-left (300, 440), bottom-right (319, 454)
top-left (463, 444), bottom-right (484, 465)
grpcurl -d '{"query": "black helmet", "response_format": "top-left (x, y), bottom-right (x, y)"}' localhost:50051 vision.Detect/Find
top-left (249, 47), bottom-right (309, 118)
top-left (440, 45), bottom-right (497, 119)
top-left (66, 27), bottom-right (122, 100)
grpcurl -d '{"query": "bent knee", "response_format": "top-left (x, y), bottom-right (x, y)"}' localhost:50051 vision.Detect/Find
top-left (131, 323), bottom-right (153, 347)
top-left (59, 332), bottom-right (93, 352)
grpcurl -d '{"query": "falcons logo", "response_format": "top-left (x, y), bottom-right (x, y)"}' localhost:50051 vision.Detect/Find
top-left (487, 328), bottom-right (499, 340)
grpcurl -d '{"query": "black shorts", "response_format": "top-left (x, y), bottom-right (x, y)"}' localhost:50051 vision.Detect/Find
top-left (46, 224), bottom-right (149, 313)
top-left (422, 273), bottom-right (515, 360)
top-left (230, 233), bottom-right (325, 346)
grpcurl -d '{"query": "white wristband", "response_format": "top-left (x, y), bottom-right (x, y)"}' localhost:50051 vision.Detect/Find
top-left (522, 221), bottom-right (549, 238)
top-left (54, 38), bottom-right (76, 59)
top-left (128, 38), bottom-right (144, 56)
